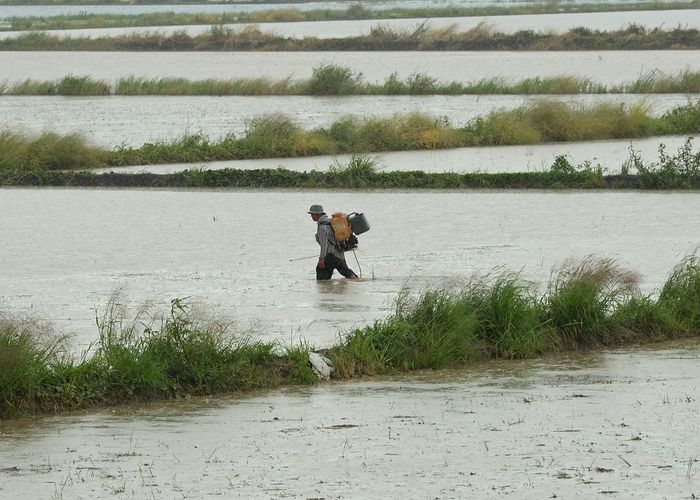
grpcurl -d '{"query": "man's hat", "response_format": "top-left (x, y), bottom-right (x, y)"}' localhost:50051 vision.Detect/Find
top-left (308, 204), bottom-right (325, 214)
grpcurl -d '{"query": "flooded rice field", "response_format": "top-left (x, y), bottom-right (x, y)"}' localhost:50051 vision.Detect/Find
top-left (94, 135), bottom-right (694, 175)
top-left (2, 4), bottom-right (699, 495)
top-left (0, 341), bottom-right (699, 498)
top-left (1, 94), bottom-right (693, 148)
top-left (2, 50), bottom-right (699, 85)
top-left (3, 9), bottom-right (698, 39)
top-left (1, 189), bottom-right (698, 350)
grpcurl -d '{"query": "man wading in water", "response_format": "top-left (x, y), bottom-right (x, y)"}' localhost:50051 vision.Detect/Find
top-left (308, 204), bottom-right (359, 280)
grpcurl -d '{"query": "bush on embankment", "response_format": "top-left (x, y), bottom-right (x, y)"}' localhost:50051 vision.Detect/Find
top-left (4, 68), bottom-right (700, 96)
top-left (1, 24), bottom-right (699, 51)
top-left (1, 100), bottom-right (699, 173)
top-left (1, 256), bottom-right (699, 418)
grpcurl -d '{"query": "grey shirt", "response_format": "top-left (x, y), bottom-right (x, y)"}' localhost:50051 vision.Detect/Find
top-left (316, 214), bottom-right (344, 260)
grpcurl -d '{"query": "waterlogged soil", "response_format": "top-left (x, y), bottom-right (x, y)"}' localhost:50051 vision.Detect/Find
top-left (0, 94), bottom-right (693, 149)
top-left (0, 342), bottom-right (698, 498)
top-left (0, 189), bottom-right (698, 350)
top-left (2, 50), bottom-right (698, 85)
top-left (2, 9), bottom-right (698, 39)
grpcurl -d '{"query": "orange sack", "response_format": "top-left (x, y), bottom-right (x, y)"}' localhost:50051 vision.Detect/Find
top-left (330, 212), bottom-right (352, 242)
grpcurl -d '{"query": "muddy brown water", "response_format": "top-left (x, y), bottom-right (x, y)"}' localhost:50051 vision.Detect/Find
top-left (1, 94), bottom-right (694, 148)
top-left (2, 9), bottom-right (699, 39)
top-left (0, 341), bottom-right (698, 498)
top-left (2, 50), bottom-right (699, 85)
top-left (1, 189), bottom-right (698, 350)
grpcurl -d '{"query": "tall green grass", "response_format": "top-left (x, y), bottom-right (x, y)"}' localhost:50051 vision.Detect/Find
top-left (0, 313), bottom-right (69, 416)
top-left (2, 255), bottom-right (699, 418)
top-left (4, 68), bottom-right (700, 96)
top-left (329, 255), bottom-right (700, 377)
top-left (1, 24), bottom-right (698, 51)
top-left (0, 130), bottom-right (107, 170)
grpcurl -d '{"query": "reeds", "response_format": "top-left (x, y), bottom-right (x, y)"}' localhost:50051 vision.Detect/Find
top-left (3, 68), bottom-right (700, 96)
top-left (2, 255), bottom-right (698, 418)
top-left (1, 24), bottom-right (698, 51)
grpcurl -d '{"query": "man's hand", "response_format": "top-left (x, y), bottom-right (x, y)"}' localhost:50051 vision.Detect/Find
top-left (318, 257), bottom-right (325, 268)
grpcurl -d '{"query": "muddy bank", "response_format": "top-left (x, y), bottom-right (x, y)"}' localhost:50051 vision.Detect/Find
top-left (0, 341), bottom-right (698, 498)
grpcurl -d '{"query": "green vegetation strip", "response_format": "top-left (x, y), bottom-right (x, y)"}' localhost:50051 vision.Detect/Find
top-left (5, 66), bottom-right (700, 95)
top-left (1, 23), bottom-right (698, 51)
top-left (2, 255), bottom-right (698, 418)
top-left (4, 1), bottom-right (699, 31)
top-left (1, 101), bottom-right (699, 176)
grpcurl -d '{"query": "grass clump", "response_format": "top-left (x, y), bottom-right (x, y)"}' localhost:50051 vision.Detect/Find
top-left (305, 64), bottom-right (362, 95)
top-left (461, 273), bottom-right (545, 358)
top-left (333, 288), bottom-right (480, 375)
top-left (657, 256), bottom-right (700, 331)
top-left (0, 314), bottom-right (69, 417)
top-left (0, 130), bottom-right (107, 171)
top-left (540, 258), bottom-right (641, 348)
